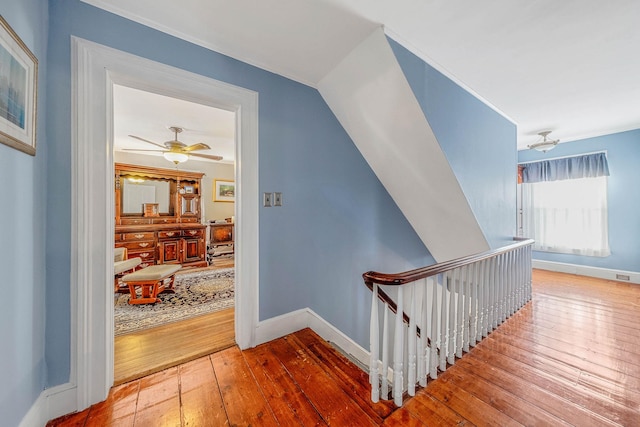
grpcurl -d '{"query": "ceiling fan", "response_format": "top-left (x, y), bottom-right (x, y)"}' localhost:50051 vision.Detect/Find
top-left (125, 126), bottom-right (223, 164)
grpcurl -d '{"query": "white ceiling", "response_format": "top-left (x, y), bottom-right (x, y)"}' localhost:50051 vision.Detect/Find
top-left (113, 85), bottom-right (236, 164)
top-left (88, 0), bottom-right (640, 150)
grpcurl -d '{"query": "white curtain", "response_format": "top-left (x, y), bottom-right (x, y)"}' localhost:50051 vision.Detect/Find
top-left (522, 176), bottom-right (610, 257)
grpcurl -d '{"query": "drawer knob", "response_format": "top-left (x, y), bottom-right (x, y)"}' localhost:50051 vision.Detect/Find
top-left (134, 234), bottom-right (144, 239)
top-left (138, 242), bottom-right (149, 247)
top-left (166, 232), bottom-right (176, 237)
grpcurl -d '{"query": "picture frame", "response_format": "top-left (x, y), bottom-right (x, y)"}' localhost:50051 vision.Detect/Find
top-left (142, 203), bottom-right (159, 217)
top-left (0, 16), bottom-right (38, 156)
top-left (214, 179), bottom-right (235, 202)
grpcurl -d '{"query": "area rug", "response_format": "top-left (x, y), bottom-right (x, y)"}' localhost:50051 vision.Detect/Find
top-left (114, 267), bottom-right (234, 336)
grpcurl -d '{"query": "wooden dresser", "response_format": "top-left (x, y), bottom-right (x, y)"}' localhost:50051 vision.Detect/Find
top-left (114, 163), bottom-right (208, 268)
top-left (209, 222), bottom-right (234, 256)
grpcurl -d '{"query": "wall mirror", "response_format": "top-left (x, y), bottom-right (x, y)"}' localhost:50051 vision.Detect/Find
top-left (121, 177), bottom-right (172, 215)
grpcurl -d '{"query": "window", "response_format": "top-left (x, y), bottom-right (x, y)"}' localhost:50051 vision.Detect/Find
top-left (519, 152), bottom-right (610, 257)
top-left (522, 176), bottom-right (610, 256)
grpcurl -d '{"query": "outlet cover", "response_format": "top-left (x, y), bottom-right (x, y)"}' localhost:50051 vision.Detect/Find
top-left (274, 192), bottom-right (282, 206)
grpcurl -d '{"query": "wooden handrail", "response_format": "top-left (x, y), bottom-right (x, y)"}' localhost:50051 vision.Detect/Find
top-left (363, 239), bottom-right (534, 287)
top-left (367, 238), bottom-right (534, 404)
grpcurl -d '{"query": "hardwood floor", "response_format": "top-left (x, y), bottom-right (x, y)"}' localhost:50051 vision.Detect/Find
top-left (114, 308), bottom-right (235, 385)
top-left (49, 270), bottom-right (640, 426)
top-left (114, 256), bottom-right (236, 385)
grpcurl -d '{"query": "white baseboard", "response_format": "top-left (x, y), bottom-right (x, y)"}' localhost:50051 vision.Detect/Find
top-left (255, 308), bottom-right (370, 369)
top-left (20, 382), bottom-right (77, 427)
top-left (533, 259), bottom-right (640, 284)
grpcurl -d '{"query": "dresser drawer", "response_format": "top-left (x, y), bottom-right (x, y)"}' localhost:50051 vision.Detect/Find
top-left (180, 217), bottom-right (198, 223)
top-left (117, 240), bottom-right (155, 250)
top-left (182, 229), bottom-right (204, 238)
top-left (152, 217), bottom-right (176, 224)
top-left (122, 232), bottom-right (155, 241)
top-left (120, 218), bottom-right (151, 225)
top-left (128, 249), bottom-right (155, 262)
top-left (158, 230), bottom-right (181, 239)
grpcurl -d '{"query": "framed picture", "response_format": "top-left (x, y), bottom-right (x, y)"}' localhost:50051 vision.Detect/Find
top-left (0, 16), bottom-right (38, 156)
top-left (214, 179), bottom-right (235, 202)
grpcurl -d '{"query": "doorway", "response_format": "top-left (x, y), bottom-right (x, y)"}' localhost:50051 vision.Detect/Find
top-left (111, 84), bottom-right (238, 384)
top-left (72, 37), bottom-right (259, 407)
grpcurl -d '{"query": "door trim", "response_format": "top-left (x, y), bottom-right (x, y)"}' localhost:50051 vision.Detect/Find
top-left (72, 37), bottom-right (259, 408)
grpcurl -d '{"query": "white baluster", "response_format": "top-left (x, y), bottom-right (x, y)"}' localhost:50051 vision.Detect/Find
top-left (439, 273), bottom-right (448, 371)
top-left (370, 283), bottom-right (380, 402)
top-left (479, 260), bottom-right (487, 339)
top-left (506, 252), bottom-right (512, 318)
top-left (463, 264), bottom-right (471, 353)
top-left (498, 253), bottom-right (505, 324)
top-left (489, 257), bottom-right (498, 332)
top-left (429, 275), bottom-right (439, 379)
top-left (518, 247), bottom-right (527, 307)
top-left (456, 267), bottom-right (464, 359)
top-left (510, 250), bottom-right (517, 315)
top-left (393, 287), bottom-right (404, 406)
top-left (417, 279), bottom-right (428, 387)
top-left (529, 245), bottom-right (533, 301)
top-left (484, 258), bottom-right (492, 336)
top-left (470, 262), bottom-right (479, 347)
top-left (407, 283), bottom-right (417, 396)
top-left (381, 304), bottom-right (389, 399)
top-left (447, 270), bottom-right (456, 365)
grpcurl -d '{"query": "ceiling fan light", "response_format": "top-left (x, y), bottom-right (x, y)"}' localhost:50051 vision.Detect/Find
top-left (163, 152), bottom-right (189, 164)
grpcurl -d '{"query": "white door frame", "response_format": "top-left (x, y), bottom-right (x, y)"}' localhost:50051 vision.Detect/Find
top-left (71, 37), bottom-right (259, 408)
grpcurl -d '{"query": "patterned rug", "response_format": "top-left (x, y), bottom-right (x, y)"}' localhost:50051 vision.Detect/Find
top-left (114, 267), bottom-right (234, 336)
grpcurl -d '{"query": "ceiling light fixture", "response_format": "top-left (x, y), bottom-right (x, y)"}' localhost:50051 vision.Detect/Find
top-left (163, 151), bottom-right (189, 164)
top-left (528, 131), bottom-right (559, 153)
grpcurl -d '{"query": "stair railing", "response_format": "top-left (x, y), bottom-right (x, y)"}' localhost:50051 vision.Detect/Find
top-left (365, 239), bottom-right (534, 406)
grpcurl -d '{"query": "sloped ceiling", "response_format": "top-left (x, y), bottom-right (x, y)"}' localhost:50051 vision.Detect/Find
top-left (84, 0), bottom-right (640, 150)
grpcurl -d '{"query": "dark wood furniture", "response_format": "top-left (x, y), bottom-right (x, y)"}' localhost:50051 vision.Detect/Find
top-left (114, 163), bottom-right (207, 268)
top-left (209, 222), bottom-right (235, 256)
top-left (121, 264), bottom-right (181, 305)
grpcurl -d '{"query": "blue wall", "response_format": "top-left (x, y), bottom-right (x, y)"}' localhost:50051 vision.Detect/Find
top-left (45, 0), bottom-right (434, 387)
top-left (518, 129), bottom-right (640, 272)
top-left (0, 0), bottom-right (518, 416)
top-left (0, 0), bottom-right (48, 425)
top-left (389, 39), bottom-right (518, 249)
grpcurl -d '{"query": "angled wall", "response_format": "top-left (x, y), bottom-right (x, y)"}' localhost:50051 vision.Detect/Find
top-left (318, 28), bottom-right (491, 262)
top-left (388, 39), bottom-right (518, 249)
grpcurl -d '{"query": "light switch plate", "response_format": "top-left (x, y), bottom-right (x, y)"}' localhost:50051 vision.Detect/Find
top-left (263, 192), bottom-right (272, 207)
top-left (273, 192), bottom-right (282, 206)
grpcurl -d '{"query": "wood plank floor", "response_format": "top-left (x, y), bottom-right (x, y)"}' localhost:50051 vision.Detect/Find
top-left (114, 256), bottom-right (236, 385)
top-left (49, 270), bottom-right (640, 426)
top-left (114, 308), bottom-right (235, 385)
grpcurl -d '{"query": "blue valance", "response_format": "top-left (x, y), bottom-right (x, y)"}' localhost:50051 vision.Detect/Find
top-left (520, 152), bottom-right (610, 183)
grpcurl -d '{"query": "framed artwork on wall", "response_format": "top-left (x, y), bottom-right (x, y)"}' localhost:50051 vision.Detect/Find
top-left (214, 179), bottom-right (235, 202)
top-left (0, 15), bottom-right (38, 156)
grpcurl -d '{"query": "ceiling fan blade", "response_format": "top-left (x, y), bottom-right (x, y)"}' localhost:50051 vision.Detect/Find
top-left (128, 135), bottom-right (167, 149)
top-left (122, 148), bottom-right (166, 153)
top-left (183, 143), bottom-right (211, 152)
top-left (190, 152), bottom-right (223, 161)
